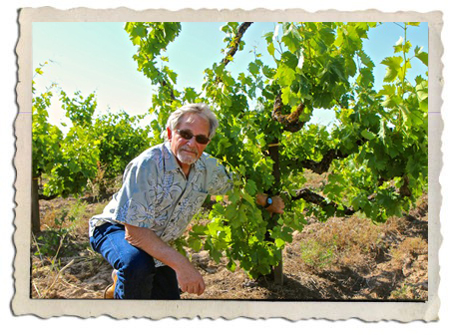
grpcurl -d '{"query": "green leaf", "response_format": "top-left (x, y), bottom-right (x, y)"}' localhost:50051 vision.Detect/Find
top-left (318, 26), bottom-right (336, 46)
top-left (226, 260), bottom-right (237, 272)
top-left (262, 65), bottom-right (275, 79)
top-left (282, 24), bottom-right (302, 53)
top-left (248, 62), bottom-right (259, 76)
top-left (381, 56), bottom-right (403, 82)
top-left (267, 42), bottom-right (275, 57)
top-left (245, 179), bottom-right (257, 196)
top-left (378, 118), bottom-right (387, 143)
top-left (415, 49), bottom-right (428, 66)
top-left (416, 80), bottom-right (428, 101)
top-left (357, 67), bottom-right (374, 88)
top-left (184, 87), bottom-right (199, 102)
top-left (275, 64), bottom-right (296, 87)
top-left (281, 51), bottom-right (298, 69)
top-left (361, 129), bottom-right (376, 140)
top-left (134, 24), bottom-right (148, 37)
top-left (394, 36), bottom-right (404, 53)
top-left (275, 238), bottom-right (285, 248)
top-left (281, 86), bottom-right (299, 106)
top-left (189, 238), bottom-right (203, 252)
top-left (241, 191), bottom-right (255, 207)
top-left (264, 31), bottom-right (274, 43)
top-left (359, 52), bottom-right (374, 69)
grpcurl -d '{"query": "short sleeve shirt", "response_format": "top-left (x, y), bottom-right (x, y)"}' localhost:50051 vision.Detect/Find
top-left (89, 142), bottom-right (233, 243)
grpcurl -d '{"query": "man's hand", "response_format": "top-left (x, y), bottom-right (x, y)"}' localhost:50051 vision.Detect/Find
top-left (174, 262), bottom-right (205, 296)
top-left (256, 194), bottom-right (285, 214)
top-left (267, 195), bottom-right (285, 214)
top-left (124, 223), bottom-right (205, 296)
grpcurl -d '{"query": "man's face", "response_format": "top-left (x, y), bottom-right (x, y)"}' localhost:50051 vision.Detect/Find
top-left (168, 113), bottom-right (210, 171)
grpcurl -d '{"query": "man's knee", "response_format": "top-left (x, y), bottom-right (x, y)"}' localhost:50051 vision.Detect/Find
top-left (114, 248), bottom-right (156, 299)
top-left (120, 247), bottom-right (156, 282)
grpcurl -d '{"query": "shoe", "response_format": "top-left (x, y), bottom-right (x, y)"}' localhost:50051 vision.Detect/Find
top-left (104, 269), bottom-right (118, 299)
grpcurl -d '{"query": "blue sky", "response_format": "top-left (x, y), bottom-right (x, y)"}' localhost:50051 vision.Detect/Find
top-left (32, 22), bottom-right (428, 130)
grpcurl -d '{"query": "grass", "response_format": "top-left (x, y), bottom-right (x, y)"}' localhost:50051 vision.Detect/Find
top-left (298, 216), bottom-right (385, 271)
top-left (31, 197), bottom-right (109, 298)
top-left (299, 239), bottom-right (335, 269)
top-left (297, 209), bottom-right (427, 273)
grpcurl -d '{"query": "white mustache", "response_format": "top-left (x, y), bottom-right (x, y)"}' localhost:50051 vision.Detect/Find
top-left (180, 145), bottom-right (198, 155)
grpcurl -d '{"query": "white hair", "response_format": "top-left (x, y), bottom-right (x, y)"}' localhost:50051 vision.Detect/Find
top-left (164, 103), bottom-right (219, 141)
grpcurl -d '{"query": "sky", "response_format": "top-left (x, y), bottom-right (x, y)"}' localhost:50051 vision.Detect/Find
top-left (32, 21), bottom-right (429, 131)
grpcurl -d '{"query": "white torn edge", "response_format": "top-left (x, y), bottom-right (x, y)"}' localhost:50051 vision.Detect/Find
top-left (13, 7), bottom-right (443, 321)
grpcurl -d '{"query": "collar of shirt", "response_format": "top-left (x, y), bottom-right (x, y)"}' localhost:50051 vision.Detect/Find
top-left (162, 141), bottom-right (202, 177)
top-left (162, 141), bottom-right (180, 172)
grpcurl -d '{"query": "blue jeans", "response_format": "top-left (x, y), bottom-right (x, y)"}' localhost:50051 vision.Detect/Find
top-left (90, 222), bottom-right (181, 299)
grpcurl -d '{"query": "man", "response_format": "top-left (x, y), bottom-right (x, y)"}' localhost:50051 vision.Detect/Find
top-left (89, 103), bottom-right (285, 299)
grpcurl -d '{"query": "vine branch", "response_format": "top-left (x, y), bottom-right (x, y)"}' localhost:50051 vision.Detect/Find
top-left (286, 188), bottom-right (356, 215)
top-left (143, 53), bottom-right (177, 101)
top-left (160, 78), bottom-right (176, 101)
top-left (271, 93), bottom-right (306, 133)
top-left (221, 22), bottom-right (254, 66)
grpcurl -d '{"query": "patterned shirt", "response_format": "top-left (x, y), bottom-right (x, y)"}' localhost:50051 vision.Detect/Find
top-left (89, 142), bottom-right (233, 244)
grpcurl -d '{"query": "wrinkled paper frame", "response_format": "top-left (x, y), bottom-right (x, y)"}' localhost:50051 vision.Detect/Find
top-left (13, 7), bottom-right (443, 321)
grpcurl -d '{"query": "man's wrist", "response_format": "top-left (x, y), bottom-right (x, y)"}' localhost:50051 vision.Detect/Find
top-left (264, 196), bottom-right (273, 208)
top-left (256, 194), bottom-right (273, 208)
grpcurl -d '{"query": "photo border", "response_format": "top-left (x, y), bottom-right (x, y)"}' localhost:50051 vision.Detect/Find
top-left (13, 7), bottom-right (443, 321)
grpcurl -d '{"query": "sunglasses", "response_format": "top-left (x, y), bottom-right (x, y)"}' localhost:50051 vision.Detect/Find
top-left (175, 129), bottom-right (210, 145)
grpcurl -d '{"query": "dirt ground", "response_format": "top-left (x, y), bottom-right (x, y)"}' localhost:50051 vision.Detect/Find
top-left (31, 193), bottom-right (428, 301)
